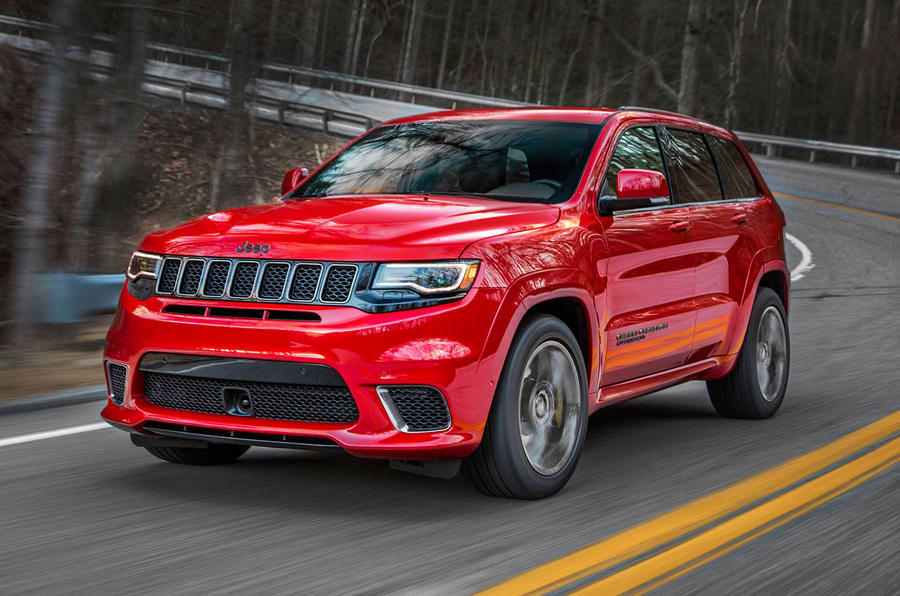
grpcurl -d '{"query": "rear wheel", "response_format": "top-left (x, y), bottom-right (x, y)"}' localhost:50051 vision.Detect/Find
top-left (464, 314), bottom-right (588, 499)
top-left (143, 443), bottom-right (249, 465)
top-left (707, 287), bottom-right (790, 419)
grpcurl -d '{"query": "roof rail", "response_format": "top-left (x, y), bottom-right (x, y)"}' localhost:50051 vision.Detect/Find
top-left (616, 105), bottom-right (695, 118)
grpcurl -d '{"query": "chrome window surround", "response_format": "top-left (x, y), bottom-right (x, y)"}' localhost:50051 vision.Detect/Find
top-left (376, 385), bottom-right (452, 434)
top-left (152, 256), bottom-right (359, 305)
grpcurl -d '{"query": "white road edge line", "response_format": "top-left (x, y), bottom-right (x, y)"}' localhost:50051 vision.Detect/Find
top-left (786, 232), bottom-right (814, 281)
top-left (0, 422), bottom-right (110, 448)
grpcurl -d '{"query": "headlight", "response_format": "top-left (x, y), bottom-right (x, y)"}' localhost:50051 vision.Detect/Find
top-left (373, 261), bottom-right (479, 295)
top-left (126, 251), bottom-right (161, 280)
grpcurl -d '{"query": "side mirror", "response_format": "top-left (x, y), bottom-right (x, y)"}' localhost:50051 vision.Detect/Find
top-left (281, 167), bottom-right (310, 195)
top-left (597, 169), bottom-right (670, 215)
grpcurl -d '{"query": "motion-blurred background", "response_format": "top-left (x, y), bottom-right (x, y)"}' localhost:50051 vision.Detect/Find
top-left (0, 0), bottom-right (897, 400)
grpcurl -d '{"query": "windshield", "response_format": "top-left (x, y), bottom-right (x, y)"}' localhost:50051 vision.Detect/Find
top-left (293, 120), bottom-right (604, 204)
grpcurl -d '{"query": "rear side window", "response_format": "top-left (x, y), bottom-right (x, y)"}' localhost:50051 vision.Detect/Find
top-left (707, 135), bottom-right (759, 199)
top-left (603, 127), bottom-right (667, 196)
top-left (664, 128), bottom-right (723, 204)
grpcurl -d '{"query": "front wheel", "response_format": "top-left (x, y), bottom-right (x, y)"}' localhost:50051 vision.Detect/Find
top-left (464, 314), bottom-right (588, 499)
top-left (707, 287), bottom-right (790, 419)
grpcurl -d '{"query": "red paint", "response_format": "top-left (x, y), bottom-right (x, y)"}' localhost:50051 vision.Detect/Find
top-left (616, 169), bottom-right (669, 200)
top-left (104, 107), bottom-right (787, 459)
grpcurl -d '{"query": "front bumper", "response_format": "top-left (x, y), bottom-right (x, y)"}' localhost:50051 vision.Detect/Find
top-left (102, 285), bottom-right (505, 459)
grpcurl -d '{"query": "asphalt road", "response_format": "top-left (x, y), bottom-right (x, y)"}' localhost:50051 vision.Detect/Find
top-left (1, 158), bottom-right (898, 595)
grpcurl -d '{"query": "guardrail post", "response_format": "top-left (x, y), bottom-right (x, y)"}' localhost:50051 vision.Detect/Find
top-left (851, 155), bottom-right (858, 168)
top-left (323, 110), bottom-right (332, 133)
top-left (895, 161), bottom-right (899, 175)
top-left (765, 143), bottom-right (774, 158)
top-left (808, 150), bottom-right (816, 163)
top-left (180, 84), bottom-right (186, 105)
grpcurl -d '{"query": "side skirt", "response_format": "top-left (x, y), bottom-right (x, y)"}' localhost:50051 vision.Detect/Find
top-left (592, 357), bottom-right (723, 412)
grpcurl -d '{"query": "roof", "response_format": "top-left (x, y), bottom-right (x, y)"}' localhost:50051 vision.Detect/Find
top-left (382, 106), bottom-right (731, 136)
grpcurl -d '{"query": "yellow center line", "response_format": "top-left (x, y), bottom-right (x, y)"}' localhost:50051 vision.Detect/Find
top-left (772, 191), bottom-right (900, 223)
top-left (476, 409), bottom-right (900, 596)
top-left (575, 436), bottom-right (900, 595)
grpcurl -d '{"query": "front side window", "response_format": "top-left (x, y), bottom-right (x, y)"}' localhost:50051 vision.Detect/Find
top-left (707, 135), bottom-right (760, 199)
top-left (294, 121), bottom-right (603, 204)
top-left (664, 128), bottom-right (723, 204)
top-left (602, 126), bottom-right (667, 196)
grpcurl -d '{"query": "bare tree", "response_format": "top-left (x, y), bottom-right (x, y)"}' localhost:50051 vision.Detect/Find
top-left (7, 0), bottom-right (78, 343)
top-left (677, 0), bottom-right (702, 115)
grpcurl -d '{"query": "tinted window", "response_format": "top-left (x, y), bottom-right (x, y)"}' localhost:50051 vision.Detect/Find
top-left (665, 128), bottom-right (723, 204)
top-left (296, 121), bottom-right (603, 204)
top-left (603, 127), bottom-right (667, 196)
top-left (707, 135), bottom-right (759, 199)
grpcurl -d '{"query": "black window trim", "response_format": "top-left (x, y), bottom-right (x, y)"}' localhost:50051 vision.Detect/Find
top-left (704, 132), bottom-right (763, 201)
top-left (596, 123), bottom-right (676, 215)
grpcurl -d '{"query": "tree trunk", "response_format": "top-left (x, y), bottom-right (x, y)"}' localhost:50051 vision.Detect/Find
top-left (847, 0), bottom-right (876, 141)
top-left (7, 0), bottom-right (78, 342)
top-left (771, 0), bottom-right (793, 137)
top-left (677, 0), bottom-right (702, 114)
top-left (209, 0), bottom-right (253, 212)
top-left (435, 0), bottom-right (455, 89)
top-left (724, 0), bottom-right (750, 128)
top-left (264, 0), bottom-right (281, 62)
top-left (400, 0), bottom-right (423, 85)
top-left (342, 0), bottom-right (360, 75)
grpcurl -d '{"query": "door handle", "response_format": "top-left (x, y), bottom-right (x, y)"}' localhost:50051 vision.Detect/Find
top-left (730, 213), bottom-right (748, 224)
top-left (668, 220), bottom-right (691, 233)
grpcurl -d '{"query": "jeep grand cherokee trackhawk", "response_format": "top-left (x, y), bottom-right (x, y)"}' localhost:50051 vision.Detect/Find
top-left (103, 107), bottom-right (790, 499)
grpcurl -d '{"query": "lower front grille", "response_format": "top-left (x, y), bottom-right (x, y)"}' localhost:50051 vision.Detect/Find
top-left (143, 372), bottom-right (359, 424)
top-left (377, 385), bottom-right (451, 432)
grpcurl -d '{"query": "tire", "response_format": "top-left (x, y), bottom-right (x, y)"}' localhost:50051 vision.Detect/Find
top-left (707, 287), bottom-right (790, 419)
top-left (143, 443), bottom-right (249, 465)
top-left (463, 314), bottom-right (589, 499)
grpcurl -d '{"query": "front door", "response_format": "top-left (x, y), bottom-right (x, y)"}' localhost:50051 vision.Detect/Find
top-left (594, 125), bottom-right (699, 388)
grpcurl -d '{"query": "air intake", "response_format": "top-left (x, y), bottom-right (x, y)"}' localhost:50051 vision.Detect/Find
top-left (376, 385), bottom-right (451, 433)
top-left (106, 362), bottom-right (128, 405)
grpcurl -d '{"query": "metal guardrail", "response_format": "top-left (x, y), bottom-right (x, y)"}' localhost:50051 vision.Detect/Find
top-left (3, 12), bottom-right (899, 172)
top-left (735, 131), bottom-right (900, 174)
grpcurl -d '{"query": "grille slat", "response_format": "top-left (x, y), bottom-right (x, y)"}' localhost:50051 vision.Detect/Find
top-left (259, 263), bottom-right (290, 299)
top-left (157, 259), bottom-right (182, 294)
top-left (321, 265), bottom-right (358, 303)
top-left (289, 263), bottom-right (323, 302)
top-left (178, 260), bottom-right (204, 295)
top-left (143, 372), bottom-right (359, 424)
top-left (230, 262), bottom-right (260, 298)
top-left (203, 261), bottom-right (231, 296)
top-left (106, 362), bottom-right (128, 405)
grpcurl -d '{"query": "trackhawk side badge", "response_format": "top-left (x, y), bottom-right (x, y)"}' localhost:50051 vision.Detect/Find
top-left (236, 241), bottom-right (270, 254)
top-left (616, 323), bottom-right (669, 346)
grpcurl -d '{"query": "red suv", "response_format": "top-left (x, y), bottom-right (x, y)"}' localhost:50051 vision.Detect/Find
top-left (103, 107), bottom-right (790, 498)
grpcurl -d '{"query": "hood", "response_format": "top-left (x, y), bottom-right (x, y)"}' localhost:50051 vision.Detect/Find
top-left (140, 195), bottom-right (560, 261)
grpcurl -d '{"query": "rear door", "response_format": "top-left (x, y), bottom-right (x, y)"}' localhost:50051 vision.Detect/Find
top-left (663, 128), bottom-right (760, 362)
top-left (596, 126), bottom-right (698, 387)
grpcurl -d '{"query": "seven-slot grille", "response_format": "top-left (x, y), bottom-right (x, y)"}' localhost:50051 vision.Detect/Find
top-left (155, 257), bottom-right (358, 304)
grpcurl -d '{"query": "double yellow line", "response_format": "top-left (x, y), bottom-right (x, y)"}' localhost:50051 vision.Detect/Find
top-left (479, 409), bottom-right (900, 595)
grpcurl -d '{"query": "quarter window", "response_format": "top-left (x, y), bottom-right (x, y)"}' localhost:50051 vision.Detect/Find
top-left (707, 135), bottom-right (759, 199)
top-left (602, 127), bottom-right (667, 197)
top-left (664, 128), bottom-right (723, 204)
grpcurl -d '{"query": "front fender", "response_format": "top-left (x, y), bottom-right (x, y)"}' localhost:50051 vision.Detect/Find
top-left (474, 268), bottom-right (600, 406)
